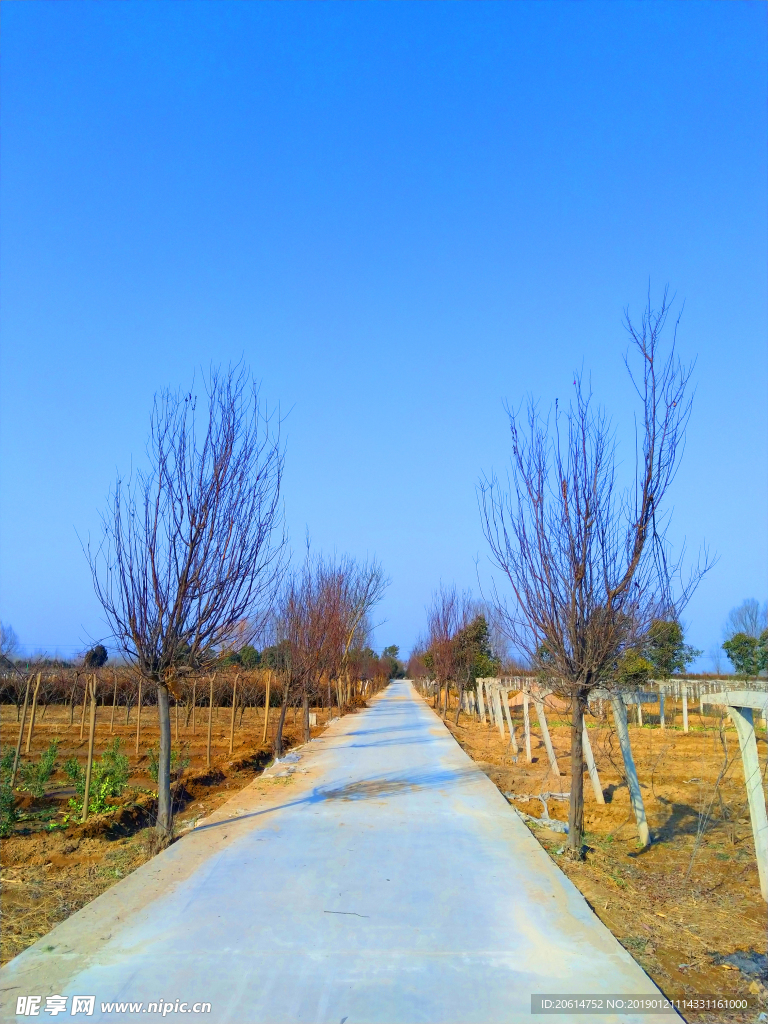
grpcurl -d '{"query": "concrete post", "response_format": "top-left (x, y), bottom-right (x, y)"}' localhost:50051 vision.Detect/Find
top-left (523, 694), bottom-right (532, 762)
top-left (729, 706), bottom-right (768, 902)
top-left (533, 697), bottom-right (560, 777)
top-left (636, 700), bottom-right (643, 727)
top-left (659, 691), bottom-right (665, 730)
top-left (682, 690), bottom-right (689, 733)
top-left (501, 692), bottom-right (519, 753)
top-left (492, 686), bottom-right (505, 739)
top-left (582, 720), bottom-right (604, 804)
top-left (610, 695), bottom-right (650, 849)
top-left (477, 680), bottom-right (487, 725)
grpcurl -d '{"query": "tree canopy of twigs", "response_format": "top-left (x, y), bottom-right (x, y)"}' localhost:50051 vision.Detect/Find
top-left (88, 364), bottom-right (286, 838)
top-left (267, 550), bottom-right (388, 755)
top-left (420, 585), bottom-right (500, 723)
top-left (479, 291), bottom-right (710, 856)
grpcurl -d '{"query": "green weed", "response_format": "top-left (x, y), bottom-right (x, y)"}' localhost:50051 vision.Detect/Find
top-left (63, 738), bottom-right (130, 819)
top-left (17, 739), bottom-right (60, 798)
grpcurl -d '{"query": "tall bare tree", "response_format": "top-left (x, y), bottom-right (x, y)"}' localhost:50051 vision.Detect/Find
top-left (480, 292), bottom-right (709, 857)
top-left (88, 365), bottom-right (285, 839)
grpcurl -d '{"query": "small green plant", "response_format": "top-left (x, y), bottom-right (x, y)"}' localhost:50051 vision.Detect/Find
top-left (17, 739), bottom-right (60, 798)
top-left (147, 742), bottom-right (190, 784)
top-left (0, 778), bottom-right (17, 837)
top-left (0, 747), bottom-right (18, 837)
top-left (63, 738), bottom-right (130, 818)
top-left (1, 747), bottom-right (15, 777)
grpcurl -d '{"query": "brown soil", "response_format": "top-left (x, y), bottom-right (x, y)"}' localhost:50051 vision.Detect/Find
top-left (436, 693), bottom-right (767, 1024)
top-left (3, 693), bottom-right (765, 1024)
top-left (1, 701), bottom-right (338, 966)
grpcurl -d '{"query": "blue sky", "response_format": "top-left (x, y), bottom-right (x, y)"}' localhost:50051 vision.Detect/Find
top-left (1, 1), bottom-right (766, 669)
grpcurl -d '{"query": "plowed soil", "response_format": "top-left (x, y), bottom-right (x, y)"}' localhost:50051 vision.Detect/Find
top-left (1, 701), bottom-right (334, 965)
top-left (437, 692), bottom-right (767, 1024)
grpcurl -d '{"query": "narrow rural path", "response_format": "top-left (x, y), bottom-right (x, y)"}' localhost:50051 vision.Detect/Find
top-left (1, 682), bottom-right (673, 1023)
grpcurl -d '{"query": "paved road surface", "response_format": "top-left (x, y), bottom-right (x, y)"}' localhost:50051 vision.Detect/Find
top-left (1, 682), bottom-right (673, 1023)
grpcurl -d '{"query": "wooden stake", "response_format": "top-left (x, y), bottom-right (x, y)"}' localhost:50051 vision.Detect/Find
top-left (10, 675), bottom-right (32, 788)
top-left (79, 677), bottom-right (88, 740)
top-left (81, 676), bottom-right (98, 823)
top-left (192, 680), bottom-right (197, 735)
top-left (175, 697), bottom-right (179, 742)
top-left (110, 671), bottom-right (117, 733)
top-left (207, 673), bottom-right (215, 768)
top-left (135, 678), bottom-right (143, 756)
top-left (262, 671), bottom-right (271, 745)
top-left (25, 673), bottom-right (42, 754)
top-left (229, 674), bottom-right (239, 756)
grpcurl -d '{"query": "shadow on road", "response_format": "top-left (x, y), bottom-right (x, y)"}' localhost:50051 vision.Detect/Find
top-left (189, 764), bottom-right (483, 835)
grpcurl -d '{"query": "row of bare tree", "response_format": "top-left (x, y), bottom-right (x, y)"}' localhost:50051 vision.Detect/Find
top-left (59, 365), bottom-right (391, 840)
top-left (412, 292), bottom-right (710, 858)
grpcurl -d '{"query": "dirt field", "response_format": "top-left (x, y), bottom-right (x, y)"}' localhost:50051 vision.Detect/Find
top-left (0, 699), bottom-right (335, 966)
top-left (437, 692), bottom-right (767, 1024)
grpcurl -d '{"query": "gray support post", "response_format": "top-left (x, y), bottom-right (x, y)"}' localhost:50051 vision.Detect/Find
top-left (659, 691), bottom-right (665, 730)
top-left (611, 695), bottom-right (650, 849)
top-left (477, 680), bottom-right (487, 725)
top-left (683, 690), bottom-right (689, 733)
top-left (492, 686), bottom-right (505, 739)
top-left (582, 720), bottom-right (605, 804)
top-left (523, 694), bottom-right (532, 762)
top-left (729, 706), bottom-right (768, 902)
top-left (533, 697), bottom-right (560, 776)
top-left (501, 692), bottom-right (519, 754)
top-left (637, 700), bottom-right (643, 727)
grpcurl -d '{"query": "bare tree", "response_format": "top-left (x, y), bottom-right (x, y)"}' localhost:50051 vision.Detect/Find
top-left (270, 551), bottom-right (387, 754)
top-left (0, 622), bottom-right (19, 665)
top-left (88, 365), bottom-right (285, 839)
top-left (480, 292), bottom-right (709, 857)
top-left (424, 585), bottom-right (474, 718)
top-left (723, 599), bottom-right (768, 641)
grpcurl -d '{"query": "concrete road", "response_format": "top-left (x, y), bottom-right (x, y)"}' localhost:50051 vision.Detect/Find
top-left (1, 682), bottom-right (674, 1024)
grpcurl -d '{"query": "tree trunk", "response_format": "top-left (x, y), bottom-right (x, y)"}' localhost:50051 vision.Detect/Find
top-left (303, 689), bottom-right (310, 744)
top-left (156, 682), bottom-right (173, 838)
top-left (567, 688), bottom-right (586, 858)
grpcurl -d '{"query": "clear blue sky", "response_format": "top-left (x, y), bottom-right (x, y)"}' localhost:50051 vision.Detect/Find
top-left (1, 1), bottom-right (766, 669)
